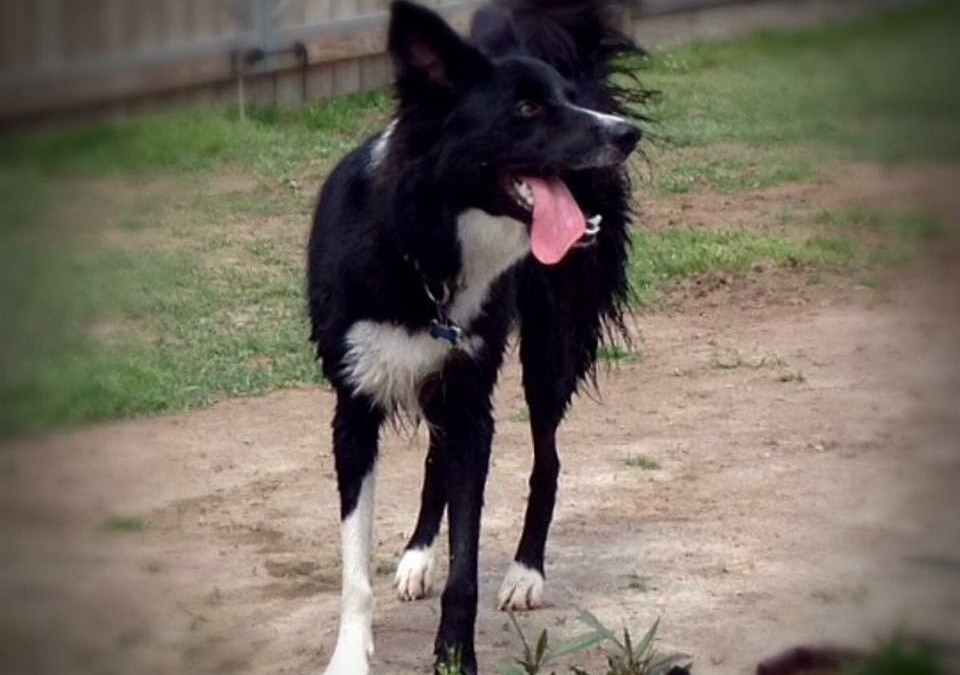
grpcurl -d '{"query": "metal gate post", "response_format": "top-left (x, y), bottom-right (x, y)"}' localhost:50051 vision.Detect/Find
top-left (253, 0), bottom-right (272, 55)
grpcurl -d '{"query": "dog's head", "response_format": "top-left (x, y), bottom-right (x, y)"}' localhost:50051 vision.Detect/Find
top-left (387, 0), bottom-right (640, 264)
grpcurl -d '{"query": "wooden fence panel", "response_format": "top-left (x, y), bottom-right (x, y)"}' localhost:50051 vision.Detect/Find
top-left (0, 0), bottom-right (648, 126)
top-left (0, 0), bottom-right (38, 70)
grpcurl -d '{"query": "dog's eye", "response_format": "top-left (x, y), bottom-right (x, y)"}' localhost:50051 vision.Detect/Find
top-left (515, 101), bottom-right (543, 118)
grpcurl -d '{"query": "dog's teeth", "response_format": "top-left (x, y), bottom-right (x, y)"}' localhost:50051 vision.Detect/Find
top-left (512, 180), bottom-right (533, 210)
top-left (582, 214), bottom-right (602, 236)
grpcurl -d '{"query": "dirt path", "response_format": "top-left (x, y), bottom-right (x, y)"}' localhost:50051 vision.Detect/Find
top-left (3, 185), bottom-right (960, 675)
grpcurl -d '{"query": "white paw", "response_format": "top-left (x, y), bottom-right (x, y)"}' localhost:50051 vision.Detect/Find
top-left (322, 626), bottom-right (373, 675)
top-left (395, 546), bottom-right (436, 601)
top-left (498, 561), bottom-right (545, 611)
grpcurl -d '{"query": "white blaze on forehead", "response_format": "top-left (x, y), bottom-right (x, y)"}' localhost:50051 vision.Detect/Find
top-left (568, 104), bottom-right (628, 129)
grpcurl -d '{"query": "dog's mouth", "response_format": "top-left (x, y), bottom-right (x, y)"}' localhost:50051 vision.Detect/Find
top-left (503, 174), bottom-right (602, 265)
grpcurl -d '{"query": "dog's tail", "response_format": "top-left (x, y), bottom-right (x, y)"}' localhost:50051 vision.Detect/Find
top-left (471, 0), bottom-right (646, 112)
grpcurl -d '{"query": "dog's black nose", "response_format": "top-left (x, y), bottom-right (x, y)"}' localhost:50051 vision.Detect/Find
top-left (611, 122), bottom-right (641, 156)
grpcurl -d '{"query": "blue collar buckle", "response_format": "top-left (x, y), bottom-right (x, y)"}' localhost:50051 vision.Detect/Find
top-left (430, 319), bottom-right (463, 346)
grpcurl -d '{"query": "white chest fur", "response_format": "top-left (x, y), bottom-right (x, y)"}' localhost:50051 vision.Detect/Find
top-left (341, 209), bottom-right (529, 411)
top-left (448, 209), bottom-right (530, 325)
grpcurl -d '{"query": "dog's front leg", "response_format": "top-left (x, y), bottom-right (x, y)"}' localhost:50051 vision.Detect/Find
top-left (396, 432), bottom-right (446, 601)
top-left (425, 395), bottom-right (494, 675)
top-left (500, 412), bottom-right (556, 610)
top-left (323, 395), bottom-right (383, 675)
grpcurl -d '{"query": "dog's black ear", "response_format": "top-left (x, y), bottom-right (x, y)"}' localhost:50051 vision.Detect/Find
top-left (470, 6), bottom-right (525, 58)
top-left (388, 1), bottom-right (492, 97)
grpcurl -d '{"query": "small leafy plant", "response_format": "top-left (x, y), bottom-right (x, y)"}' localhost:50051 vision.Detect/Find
top-left (586, 617), bottom-right (683, 675)
top-left (501, 610), bottom-right (610, 675)
top-left (501, 610), bottom-right (690, 675)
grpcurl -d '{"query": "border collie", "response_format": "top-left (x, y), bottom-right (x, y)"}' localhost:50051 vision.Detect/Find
top-left (307, 1), bottom-right (642, 672)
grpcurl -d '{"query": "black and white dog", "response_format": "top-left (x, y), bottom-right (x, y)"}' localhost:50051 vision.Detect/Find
top-left (307, 1), bottom-right (642, 672)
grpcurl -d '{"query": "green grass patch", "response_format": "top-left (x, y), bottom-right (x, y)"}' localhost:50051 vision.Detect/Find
top-left (511, 410), bottom-right (531, 424)
top-left (812, 207), bottom-right (949, 264)
top-left (598, 345), bottom-right (638, 363)
top-left (629, 228), bottom-right (857, 305)
top-left (650, 145), bottom-right (817, 194)
top-left (0, 241), bottom-right (319, 436)
top-left (0, 172), bottom-right (319, 438)
top-left (0, 90), bottom-right (392, 178)
top-left (629, 205), bottom-right (948, 306)
top-left (814, 207), bottom-right (948, 243)
top-left (638, 0), bottom-right (960, 194)
top-left (625, 455), bottom-right (661, 471)
top-left (102, 516), bottom-right (149, 533)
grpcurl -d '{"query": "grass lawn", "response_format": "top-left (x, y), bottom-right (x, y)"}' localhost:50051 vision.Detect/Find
top-left (0, 1), bottom-right (958, 437)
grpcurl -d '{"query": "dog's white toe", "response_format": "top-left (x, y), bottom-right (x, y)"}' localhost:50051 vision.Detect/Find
top-left (395, 546), bottom-right (436, 601)
top-left (498, 561), bottom-right (545, 611)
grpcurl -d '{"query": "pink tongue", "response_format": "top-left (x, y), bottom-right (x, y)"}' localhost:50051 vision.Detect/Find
top-left (525, 176), bottom-right (586, 265)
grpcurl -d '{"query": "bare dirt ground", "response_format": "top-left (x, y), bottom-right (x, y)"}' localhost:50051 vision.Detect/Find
top-left (2, 166), bottom-right (960, 675)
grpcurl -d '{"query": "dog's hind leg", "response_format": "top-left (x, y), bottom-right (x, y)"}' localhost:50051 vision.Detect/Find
top-left (396, 432), bottom-right (445, 601)
top-left (323, 395), bottom-right (383, 675)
